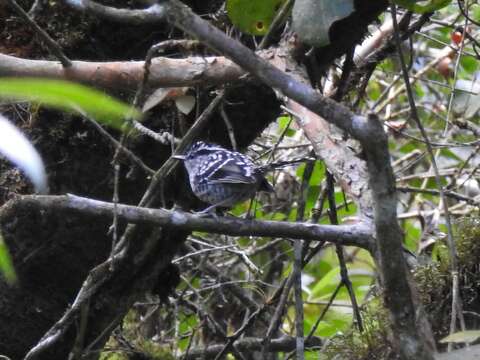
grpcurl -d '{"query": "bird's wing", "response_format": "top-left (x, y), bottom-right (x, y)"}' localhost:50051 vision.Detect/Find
top-left (208, 158), bottom-right (257, 184)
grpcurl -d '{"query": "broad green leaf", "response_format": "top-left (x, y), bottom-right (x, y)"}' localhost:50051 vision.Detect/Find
top-left (309, 264), bottom-right (374, 302)
top-left (277, 116), bottom-right (295, 137)
top-left (309, 161), bottom-right (325, 187)
top-left (227, 0), bottom-right (285, 35)
top-left (309, 266), bottom-right (342, 300)
top-left (0, 78), bottom-right (141, 129)
top-left (292, 0), bottom-right (354, 47)
top-left (474, 5), bottom-right (480, 23)
top-left (440, 330), bottom-right (480, 343)
top-left (0, 232), bottom-right (16, 285)
top-left (304, 305), bottom-right (351, 337)
top-left (305, 185), bottom-right (320, 216)
top-left (392, 0), bottom-right (451, 13)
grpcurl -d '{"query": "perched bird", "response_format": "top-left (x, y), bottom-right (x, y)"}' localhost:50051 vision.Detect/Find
top-left (174, 141), bottom-right (274, 213)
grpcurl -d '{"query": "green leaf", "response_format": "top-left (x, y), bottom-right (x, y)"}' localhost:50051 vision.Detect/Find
top-left (0, 78), bottom-right (141, 129)
top-left (277, 115), bottom-right (295, 137)
top-left (227, 0), bottom-right (285, 35)
top-left (392, 0), bottom-right (451, 13)
top-left (473, 5), bottom-right (480, 23)
top-left (0, 232), bottom-right (17, 285)
top-left (308, 261), bottom-right (374, 302)
top-left (309, 266), bottom-right (342, 300)
top-left (304, 305), bottom-right (351, 337)
top-left (440, 330), bottom-right (480, 343)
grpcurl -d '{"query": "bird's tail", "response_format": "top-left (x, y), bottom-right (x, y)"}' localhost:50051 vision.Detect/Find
top-left (257, 157), bottom-right (316, 173)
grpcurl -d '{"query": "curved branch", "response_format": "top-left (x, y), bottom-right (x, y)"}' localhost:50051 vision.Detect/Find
top-left (65, 0), bottom-right (166, 24)
top-left (5, 194), bottom-right (374, 250)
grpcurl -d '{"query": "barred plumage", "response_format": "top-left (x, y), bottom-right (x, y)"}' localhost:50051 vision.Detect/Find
top-left (175, 141), bottom-right (273, 213)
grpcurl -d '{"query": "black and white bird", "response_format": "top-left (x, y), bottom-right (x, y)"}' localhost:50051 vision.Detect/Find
top-left (174, 141), bottom-right (274, 213)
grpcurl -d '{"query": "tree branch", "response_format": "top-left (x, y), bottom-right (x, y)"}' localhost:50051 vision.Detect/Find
top-left (0, 53), bottom-right (245, 89)
top-left (4, 194), bottom-right (373, 250)
top-left (182, 336), bottom-right (322, 359)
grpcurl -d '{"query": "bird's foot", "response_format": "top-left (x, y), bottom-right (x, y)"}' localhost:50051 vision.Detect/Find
top-left (192, 206), bottom-right (219, 219)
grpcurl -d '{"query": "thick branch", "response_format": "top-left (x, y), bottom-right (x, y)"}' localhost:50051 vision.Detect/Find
top-left (0, 53), bottom-right (245, 89)
top-left (65, 0), bottom-right (370, 140)
top-left (183, 336), bottom-right (322, 359)
top-left (7, 194), bottom-right (374, 249)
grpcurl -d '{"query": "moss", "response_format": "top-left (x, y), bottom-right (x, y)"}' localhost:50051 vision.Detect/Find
top-left (321, 302), bottom-right (397, 360)
top-left (100, 310), bottom-right (175, 360)
top-left (322, 214), bottom-right (480, 358)
top-left (455, 217), bottom-right (480, 269)
top-left (99, 350), bottom-right (128, 360)
top-left (414, 263), bottom-right (448, 305)
top-left (414, 262), bottom-right (450, 340)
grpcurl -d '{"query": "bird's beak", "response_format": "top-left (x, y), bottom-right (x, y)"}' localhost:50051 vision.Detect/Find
top-left (172, 154), bottom-right (186, 160)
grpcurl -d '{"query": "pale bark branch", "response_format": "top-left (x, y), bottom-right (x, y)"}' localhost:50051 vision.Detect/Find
top-left (0, 53), bottom-right (245, 89)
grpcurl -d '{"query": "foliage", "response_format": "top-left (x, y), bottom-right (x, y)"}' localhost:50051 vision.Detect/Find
top-left (455, 217), bottom-right (480, 268)
top-left (226, 0), bottom-right (285, 35)
top-left (319, 216), bottom-right (480, 358)
top-left (392, 0), bottom-right (452, 13)
top-left (413, 217), bottom-right (480, 342)
top-left (0, 232), bottom-right (16, 285)
top-left (320, 302), bottom-right (395, 360)
top-left (99, 310), bottom-right (175, 360)
top-left (0, 78), bottom-right (141, 129)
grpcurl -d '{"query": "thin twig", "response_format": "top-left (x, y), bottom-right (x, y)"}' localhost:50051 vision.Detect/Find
top-left (81, 114), bottom-right (155, 175)
top-left (397, 186), bottom-right (480, 206)
top-left (390, 4), bottom-right (463, 350)
top-left (213, 308), bottom-right (262, 360)
top-left (261, 275), bottom-right (295, 357)
top-left (67, 301), bottom-right (90, 360)
top-left (109, 163), bottom-right (120, 263)
top-left (220, 103), bottom-right (237, 150)
top-left (24, 250), bottom-right (126, 359)
top-left (306, 282), bottom-right (343, 342)
top-left (326, 171), bottom-right (364, 332)
top-left (258, 0), bottom-right (294, 50)
top-left (6, 0), bottom-right (71, 67)
top-left (292, 158), bottom-right (317, 360)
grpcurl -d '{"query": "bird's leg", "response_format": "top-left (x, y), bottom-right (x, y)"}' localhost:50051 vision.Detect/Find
top-left (194, 193), bottom-right (243, 217)
top-left (245, 197), bottom-right (256, 219)
top-left (195, 203), bottom-right (219, 217)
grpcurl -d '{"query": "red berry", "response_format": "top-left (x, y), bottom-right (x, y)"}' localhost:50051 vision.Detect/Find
top-left (451, 31), bottom-right (463, 45)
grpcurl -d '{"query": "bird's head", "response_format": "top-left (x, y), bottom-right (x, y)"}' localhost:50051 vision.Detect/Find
top-left (173, 141), bottom-right (225, 161)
